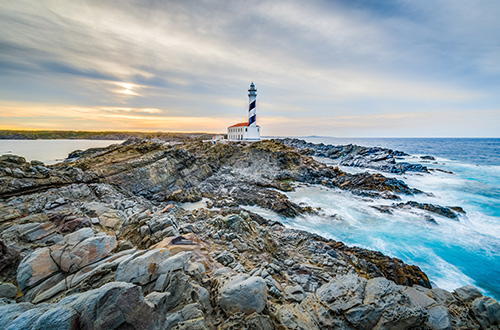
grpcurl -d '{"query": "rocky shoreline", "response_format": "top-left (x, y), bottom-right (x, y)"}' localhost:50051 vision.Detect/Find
top-left (0, 138), bottom-right (499, 329)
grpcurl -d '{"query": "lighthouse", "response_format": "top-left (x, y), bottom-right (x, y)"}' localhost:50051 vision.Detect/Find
top-left (227, 82), bottom-right (261, 141)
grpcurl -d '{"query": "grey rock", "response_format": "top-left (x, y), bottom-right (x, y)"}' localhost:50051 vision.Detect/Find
top-left (33, 306), bottom-right (79, 330)
top-left (63, 227), bottom-right (94, 246)
top-left (215, 251), bottom-right (235, 266)
top-left (427, 305), bottom-right (451, 330)
top-left (52, 234), bottom-right (117, 273)
top-left (4, 307), bottom-right (46, 330)
top-left (284, 284), bottom-right (306, 302)
top-left (453, 285), bottom-right (482, 303)
top-left (218, 274), bottom-right (267, 315)
top-left (404, 286), bottom-right (437, 308)
top-left (0, 283), bottom-right (17, 300)
top-left (17, 248), bottom-right (60, 291)
top-left (0, 302), bottom-right (35, 330)
top-left (59, 281), bottom-right (157, 330)
top-left (429, 288), bottom-right (456, 306)
top-left (470, 296), bottom-right (500, 328)
top-left (116, 248), bottom-right (172, 285)
top-left (145, 291), bottom-right (172, 311)
top-left (316, 274), bottom-right (366, 311)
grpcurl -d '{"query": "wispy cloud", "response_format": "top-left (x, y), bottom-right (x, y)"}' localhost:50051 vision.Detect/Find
top-left (0, 0), bottom-right (499, 136)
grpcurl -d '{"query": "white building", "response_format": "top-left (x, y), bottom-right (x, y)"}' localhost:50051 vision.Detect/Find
top-left (227, 82), bottom-right (261, 141)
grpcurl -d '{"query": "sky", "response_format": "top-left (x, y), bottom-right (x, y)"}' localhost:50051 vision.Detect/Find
top-left (0, 0), bottom-right (499, 137)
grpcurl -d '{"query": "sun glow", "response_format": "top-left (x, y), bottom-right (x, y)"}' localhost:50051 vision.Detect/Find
top-left (114, 82), bottom-right (140, 96)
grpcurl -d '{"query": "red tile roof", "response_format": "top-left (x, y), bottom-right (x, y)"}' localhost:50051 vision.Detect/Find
top-left (228, 122), bottom-right (248, 128)
top-left (228, 122), bottom-right (260, 128)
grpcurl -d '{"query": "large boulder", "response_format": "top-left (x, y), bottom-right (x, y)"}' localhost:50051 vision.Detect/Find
top-left (0, 282), bottom-right (159, 330)
top-left (32, 306), bottom-right (79, 330)
top-left (0, 283), bottom-right (17, 300)
top-left (115, 248), bottom-right (172, 285)
top-left (51, 234), bottom-right (117, 273)
top-left (218, 274), bottom-right (267, 315)
top-left (470, 296), bottom-right (500, 328)
top-left (17, 248), bottom-right (59, 291)
top-left (315, 274), bottom-right (427, 329)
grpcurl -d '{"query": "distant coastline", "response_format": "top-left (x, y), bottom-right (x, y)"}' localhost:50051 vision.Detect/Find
top-left (0, 130), bottom-right (217, 141)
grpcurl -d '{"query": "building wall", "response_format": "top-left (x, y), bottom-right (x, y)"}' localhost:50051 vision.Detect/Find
top-left (227, 126), bottom-right (260, 140)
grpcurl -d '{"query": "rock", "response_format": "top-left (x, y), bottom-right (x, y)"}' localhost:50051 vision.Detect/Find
top-left (0, 155), bottom-right (26, 164)
top-left (98, 210), bottom-right (122, 230)
top-left (50, 214), bottom-right (91, 233)
top-left (3, 307), bottom-right (47, 330)
top-left (0, 241), bottom-right (21, 281)
top-left (316, 274), bottom-right (367, 312)
top-left (224, 214), bottom-right (256, 235)
top-left (0, 206), bottom-right (21, 223)
top-left (331, 172), bottom-right (419, 198)
top-left (18, 222), bottom-right (59, 242)
top-left (61, 281), bottom-right (157, 330)
top-left (284, 284), bottom-right (306, 302)
top-left (404, 286), bottom-right (437, 308)
top-left (316, 275), bottom-right (427, 329)
top-left (116, 248), bottom-right (172, 285)
top-left (33, 306), bottom-right (79, 330)
top-left (218, 274), bottom-right (267, 315)
top-left (17, 247), bottom-right (60, 290)
top-left (453, 285), bottom-right (482, 303)
top-left (52, 234), bottom-right (117, 273)
top-left (470, 296), bottom-right (500, 328)
top-left (215, 251), bottom-right (235, 267)
top-left (0, 302), bottom-right (36, 329)
top-left (63, 228), bottom-right (94, 246)
top-left (427, 305), bottom-right (451, 330)
top-left (0, 283), bottom-right (17, 300)
top-left (395, 201), bottom-right (459, 219)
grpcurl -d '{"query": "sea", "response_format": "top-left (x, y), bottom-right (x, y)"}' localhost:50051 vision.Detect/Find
top-left (250, 137), bottom-right (500, 301)
top-left (1, 137), bottom-right (499, 300)
top-left (0, 139), bottom-right (123, 165)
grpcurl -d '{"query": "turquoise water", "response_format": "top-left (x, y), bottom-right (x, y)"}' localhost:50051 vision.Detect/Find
top-left (260, 138), bottom-right (500, 300)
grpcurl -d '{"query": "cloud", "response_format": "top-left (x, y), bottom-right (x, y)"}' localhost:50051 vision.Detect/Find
top-left (0, 0), bottom-right (499, 136)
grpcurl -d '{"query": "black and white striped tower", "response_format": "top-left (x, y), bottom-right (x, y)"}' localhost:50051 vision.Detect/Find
top-left (248, 82), bottom-right (257, 126)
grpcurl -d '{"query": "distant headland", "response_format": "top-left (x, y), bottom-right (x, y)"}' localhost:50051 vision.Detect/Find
top-left (0, 130), bottom-right (216, 141)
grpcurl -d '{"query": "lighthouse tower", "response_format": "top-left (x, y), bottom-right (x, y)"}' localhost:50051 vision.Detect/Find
top-left (227, 82), bottom-right (261, 141)
top-left (248, 82), bottom-right (257, 126)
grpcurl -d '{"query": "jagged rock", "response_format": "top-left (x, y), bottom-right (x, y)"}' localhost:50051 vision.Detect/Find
top-left (470, 296), bottom-right (500, 328)
top-left (115, 248), bottom-right (172, 285)
top-left (0, 281), bottom-right (161, 329)
top-left (331, 172), bottom-right (419, 198)
top-left (17, 247), bottom-right (59, 291)
top-left (453, 285), bottom-right (483, 303)
top-left (49, 214), bottom-right (91, 233)
top-left (0, 241), bottom-right (21, 282)
top-left (218, 274), bottom-right (267, 315)
top-left (0, 283), bottom-right (17, 300)
top-left (284, 284), bottom-right (306, 302)
top-left (280, 138), bottom-right (428, 174)
top-left (215, 251), bottom-right (235, 267)
top-left (316, 274), bottom-right (427, 329)
top-left (395, 201), bottom-right (460, 219)
top-left (0, 302), bottom-right (37, 329)
top-left (427, 305), bottom-right (451, 330)
top-left (51, 234), bottom-right (117, 273)
top-left (0, 206), bottom-right (21, 223)
top-left (33, 306), bottom-right (79, 330)
top-left (0, 138), bottom-right (495, 329)
top-left (3, 307), bottom-right (48, 330)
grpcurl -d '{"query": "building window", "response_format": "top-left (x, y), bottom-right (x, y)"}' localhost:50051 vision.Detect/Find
top-left (245, 128), bottom-right (247, 132)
